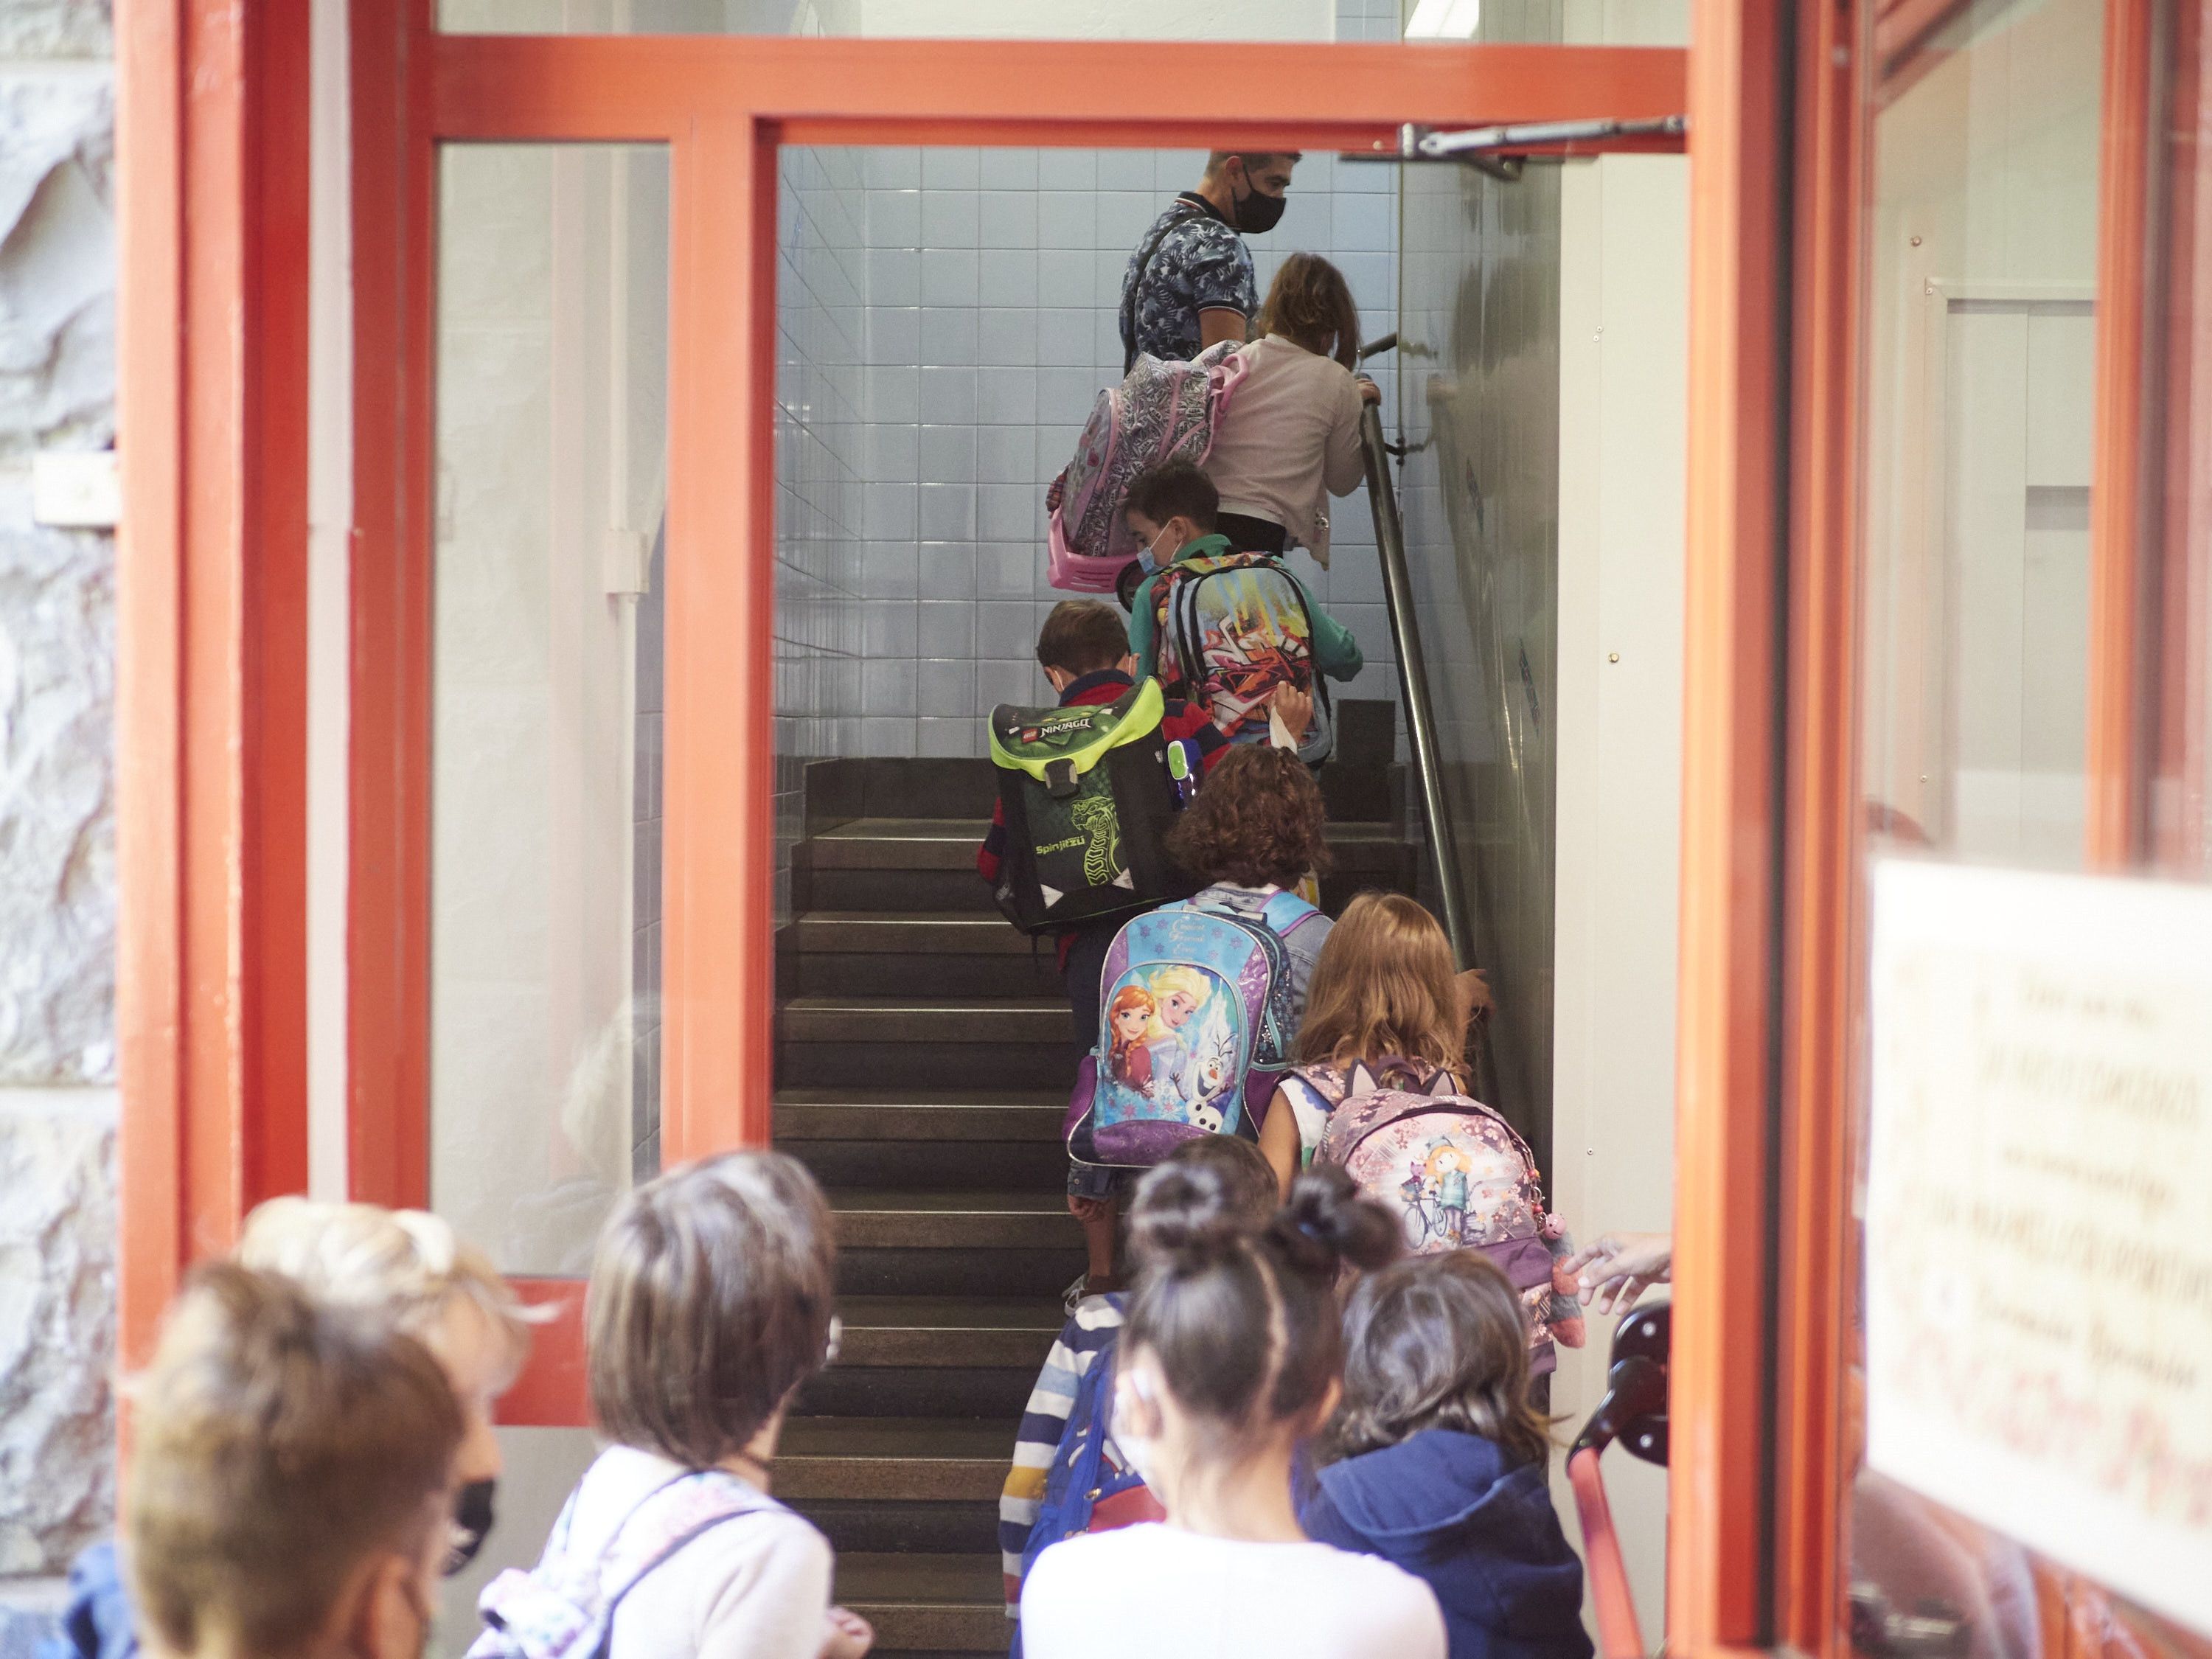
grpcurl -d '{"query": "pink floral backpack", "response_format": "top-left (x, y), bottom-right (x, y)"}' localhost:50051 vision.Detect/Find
top-left (1301, 1059), bottom-right (1587, 1372)
top-left (1046, 341), bottom-right (1249, 594)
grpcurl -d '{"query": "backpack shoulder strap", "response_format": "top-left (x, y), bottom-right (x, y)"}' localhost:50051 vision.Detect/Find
top-left (595, 1472), bottom-right (779, 1623)
top-left (1121, 201), bottom-right (1206, 373)
top-left (1258, 889), bottom-right (1321, 937)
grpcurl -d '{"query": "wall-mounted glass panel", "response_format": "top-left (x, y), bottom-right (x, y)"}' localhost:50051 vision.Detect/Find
top-left (429, 142), bottom-right (669, 1276)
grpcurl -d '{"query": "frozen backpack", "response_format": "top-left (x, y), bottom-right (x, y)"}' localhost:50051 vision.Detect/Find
top-left (1064, 889), bottom-right (1319, 1170)
top-left (1046, 341), bottom-right (1249, 594)
top-left (1154, 549), bottom-right (1335, 762)
top-left (1305, 1060), bottom-right (1587, 1373)
top-left (470, 1470), bottom-right (777, 1659)
top-left (987, 678), bottom-right (1200, 936)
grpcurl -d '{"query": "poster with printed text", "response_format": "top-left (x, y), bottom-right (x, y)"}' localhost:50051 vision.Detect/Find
top-left (1865, 860), bottom-right (2212, 1638)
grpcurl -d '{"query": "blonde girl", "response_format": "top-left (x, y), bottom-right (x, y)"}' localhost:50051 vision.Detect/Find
top-left (236, 1199), bottom-right (538, 1571)
top-left (1257, 892), bottom-right (1489, 1196)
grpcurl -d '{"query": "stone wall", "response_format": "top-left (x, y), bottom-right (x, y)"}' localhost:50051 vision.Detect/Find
top-left (0, 0), bottom-right (119, 1588)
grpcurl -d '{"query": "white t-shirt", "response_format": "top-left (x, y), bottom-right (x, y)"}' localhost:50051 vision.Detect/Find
top-left (559, 1444), bottom-right (833, 1659)
top-left (1019, 1523), bottom-right (1447, 1659)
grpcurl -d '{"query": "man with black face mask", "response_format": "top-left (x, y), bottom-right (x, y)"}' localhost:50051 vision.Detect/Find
top-left (1119, 150), bottom-right (1298, 372)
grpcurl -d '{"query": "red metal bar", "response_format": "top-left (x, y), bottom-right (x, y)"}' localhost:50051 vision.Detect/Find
top-left (428, 36), bottom-right (1686, 142)
top-left (1773, 1), bottom-right (1865, 1652)
top-left (1569, 1447), bottom-right (1648, 1659)
top-left (116, 0), bottom-right (313, 1370)
top-left (2086, 0), bottom-right (2160, 867)
top-left (1672, 0), bottom-right (1793, 1647)
top-left (348, 0), bottom-right (437, 1206)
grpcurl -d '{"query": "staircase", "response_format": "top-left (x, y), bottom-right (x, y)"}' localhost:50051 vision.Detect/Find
top-left (773, 717), bottom-right (1416, 1658)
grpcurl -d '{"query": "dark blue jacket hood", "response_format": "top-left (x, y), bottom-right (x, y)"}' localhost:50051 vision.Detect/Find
top-left (1301, 1430), bottom-right (1593, 1659)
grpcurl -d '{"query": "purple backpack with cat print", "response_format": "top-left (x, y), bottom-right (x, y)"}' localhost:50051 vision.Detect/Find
top-left (1046, 342), bottom-right (1249, 594)
top-left (1304, 1060), bottom-right (1587, 1374)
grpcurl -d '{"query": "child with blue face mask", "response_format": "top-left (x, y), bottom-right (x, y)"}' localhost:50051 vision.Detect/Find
top-left (1018, 1164), bottom-right (1443, 1659)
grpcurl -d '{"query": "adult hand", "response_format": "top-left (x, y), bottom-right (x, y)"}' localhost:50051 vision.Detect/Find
top-left (1268, 682), bottom-right (1314, 743)
top-left (1355, 375), bottom-right (1382, 406)
top-left (1560, 1231), bottom-right (1673, 1315)
top-left (821, 1606), bottom-right (874, 1659)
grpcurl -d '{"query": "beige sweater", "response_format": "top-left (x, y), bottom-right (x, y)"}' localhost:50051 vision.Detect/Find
top-left (1203, 333), bottom-right (1368, 568)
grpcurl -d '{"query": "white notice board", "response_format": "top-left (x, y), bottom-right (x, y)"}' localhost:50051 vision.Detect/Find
top-left (1865, 860), bottom-right (2212, 1635)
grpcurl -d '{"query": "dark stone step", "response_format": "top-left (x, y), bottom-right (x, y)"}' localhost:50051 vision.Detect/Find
top-left (831, 1554), bottom-right (1009, 1658)
top-left (804, 820), bottom-right (989, 873)
top-left (807, 757), bottom-right (1000, 826)
top-left (790, 913), bottom-right (1057, 998)
top-left (790, 1136), bottom-right (1065, 1192)
top-left (794, 1497), bottom-right (1001, 1557)
top-left (796, 1363), bottom-right (1039, 1419)
top-left (803, 865), bottom-right (1004, 914)
top-left (830, 1191), bottom-right (1076, 1250)
top-left (774, 1091), bottom-right (1065, 1143)
top-left (837, 1246), bottom-right (1085, 1301)
top-left (784, 998), bottom-right (1069, 1045)
top-left (776, 1418), bottom-right (1012, 1503)
top-left (827, 1296), bottom-right (1062, 1368)
top-left (779, 1037), bottom-right (1075, 1093)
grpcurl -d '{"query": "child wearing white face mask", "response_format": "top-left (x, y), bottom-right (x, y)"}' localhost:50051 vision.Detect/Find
top-left (1018, 1164), bottom-right (1444, 1659)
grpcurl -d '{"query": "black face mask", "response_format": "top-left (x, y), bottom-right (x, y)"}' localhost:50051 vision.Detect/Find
top-left (445, 1479), bottom-right (497, 1575)
top-left (1229, 170), bottom-right (1287, 234)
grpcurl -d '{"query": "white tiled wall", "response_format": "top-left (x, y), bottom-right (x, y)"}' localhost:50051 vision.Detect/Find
top-left (776, 143), bottom-right (1405, 762)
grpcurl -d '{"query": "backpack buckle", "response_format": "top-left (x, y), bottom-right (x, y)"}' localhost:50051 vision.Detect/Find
top-left (1043, 758), bottom-right (1079, 798)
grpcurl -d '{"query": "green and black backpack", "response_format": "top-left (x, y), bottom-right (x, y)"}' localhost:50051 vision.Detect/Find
top-left (987, 678), bottom-right (1197, 935)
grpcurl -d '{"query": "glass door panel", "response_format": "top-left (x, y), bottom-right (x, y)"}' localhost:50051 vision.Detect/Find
top-left (428, 142), bottom-right (669, 1276)
top-left (1848, 2), bottom-right (2212, 1652)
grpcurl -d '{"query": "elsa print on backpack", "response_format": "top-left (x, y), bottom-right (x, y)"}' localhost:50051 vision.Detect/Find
top-left (1068, 889), bottom-right (1312, 1169)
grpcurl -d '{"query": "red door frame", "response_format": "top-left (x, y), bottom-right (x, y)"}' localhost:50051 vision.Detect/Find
top-left (114, 0), bottom-right (311, 1374)
top-left (113, 1), bottom-right (1913, 1649)
top-left (342, 15), bottom-right (1689, 1417)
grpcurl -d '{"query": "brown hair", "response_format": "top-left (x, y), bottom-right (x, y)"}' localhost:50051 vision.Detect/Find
top-left (587, 1150), bottom-right (835, 1469)
top-left (1149, 1131), bottom-right (1281, 1230)
top-left (236, 1198), bottom-right (536, 1391)
top-left (1121, 459), bottom-right (1220, 535)
top-left (125, 1263), bottom-right (462, 1659)
top-left (1125, 1162), bottom-right (1397, 1445)
top-left (1295, 891), bottom-right (1475, 1074)
top-left (1328, 1251), bottom-right (1551, 1468)
top-left (1036, 599), bottom-right (1130, 678)
top-left (1164, 744), bottom-right (1331, 889)
top-left (1256, 253), bottom-right (1361, 370)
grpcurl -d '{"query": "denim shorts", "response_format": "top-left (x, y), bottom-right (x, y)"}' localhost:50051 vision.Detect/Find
top-left (1065, 1161), bottom-right (1136, 1203)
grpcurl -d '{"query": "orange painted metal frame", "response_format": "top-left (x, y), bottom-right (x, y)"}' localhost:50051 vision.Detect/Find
top-left (2086, 0), bottom-right (2163, 867)
top-left (330, 28), bottom-right (1683, 1436)
top-left (116, 0), bottom-right (311, 1373)
top-left (1671, 0), bottom-right (1793, 1646)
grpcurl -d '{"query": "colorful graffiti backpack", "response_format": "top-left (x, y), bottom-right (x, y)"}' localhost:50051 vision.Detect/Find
top-left (1064, 889), bottom-right (1319, 1170)
top-left (1154, 551), bottom-right (1335, 762)
top-left (1304, 1060), bottom-right (1587, 1373)
top-left (1046, 342), bottom-right (1249, 594)
top-left (988, 678), bottom-right (1200, 936)
top-left (470, 1470), bottom-right (776, 1659)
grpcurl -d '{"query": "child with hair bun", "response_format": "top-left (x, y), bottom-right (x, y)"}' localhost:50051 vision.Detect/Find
top-left (1302, 1252), bottom-right (1592, 1659)
top-left (1018, 1164), bottom-right (1444, 1659)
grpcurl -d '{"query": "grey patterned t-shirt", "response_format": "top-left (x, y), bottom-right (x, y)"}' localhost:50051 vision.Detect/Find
top-left (1119, 195), bottom-right (1257, 368)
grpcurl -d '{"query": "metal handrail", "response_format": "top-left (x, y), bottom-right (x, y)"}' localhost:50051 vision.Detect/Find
top-left (1357, 399), bottom-right (1475, 970)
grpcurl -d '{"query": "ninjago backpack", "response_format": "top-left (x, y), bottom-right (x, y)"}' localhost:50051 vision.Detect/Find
top-left (1063, 888), bottom-right (1319, 1170)
top-left (1046, 341), bottom-right (1249, 595)
top-left (469, 1470), bottom-right (776, 1659)
top-left (1153, 551), bottom-right (1335, 762)
top-left (1304, 1060), bottom-right (1587, 1374)
top-left (988, 678), bottom-right (1197, 935)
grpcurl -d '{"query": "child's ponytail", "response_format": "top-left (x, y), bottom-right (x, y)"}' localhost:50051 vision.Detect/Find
top-left (1125, 1160), bottom-right (1398, 1440)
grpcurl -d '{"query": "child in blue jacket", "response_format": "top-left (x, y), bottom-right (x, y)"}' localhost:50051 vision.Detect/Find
top-left (1301, 1251), bottom-right (1594, 1659)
